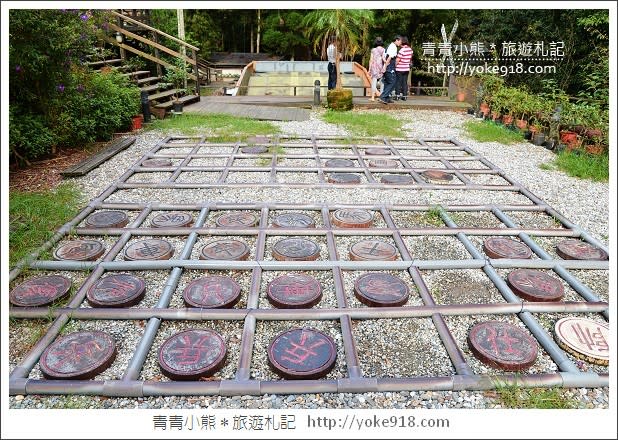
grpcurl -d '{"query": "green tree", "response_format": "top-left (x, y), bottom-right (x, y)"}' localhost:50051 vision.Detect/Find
top-left (262, 11), bottom-right (311, 59)
top-left (301, 9), bottom-right (374, 89)
top-left (185, 10), bottom-right (221, 55)
top-left (574, 10), bottom-right (609, 109)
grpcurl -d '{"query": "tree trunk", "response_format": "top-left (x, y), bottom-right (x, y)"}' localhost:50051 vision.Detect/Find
top-left (257, 9), bottom-right (261, 54)
top-left (335, 47), bottom-right (342, 89)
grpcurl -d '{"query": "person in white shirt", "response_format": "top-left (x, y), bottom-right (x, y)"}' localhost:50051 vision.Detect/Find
top-left (326, 36), bottom-right (340, 90)
top-left (379, 35), bottom-right (402, 104)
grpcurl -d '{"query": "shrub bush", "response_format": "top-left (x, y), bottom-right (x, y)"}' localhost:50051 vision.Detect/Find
top-left (9, 107), bottom-right (57, 164)
top-left (9, 9), bottom-right (141, 165)
top-left (49, 70), bottom-right (141, 145)
top-left (327, 89), bottom-right (353, 111)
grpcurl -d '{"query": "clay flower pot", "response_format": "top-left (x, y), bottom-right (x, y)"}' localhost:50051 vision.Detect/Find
top-left (131, 115), bottom-right (143, 131)
top-left (584, 128), bottom-right (602, 139)
top-left (515, 119), bottom-right (528, 130)
top-left (585, 144), bottom-right (605, 155)
top-left (560, 131), bottom-right (578, 146)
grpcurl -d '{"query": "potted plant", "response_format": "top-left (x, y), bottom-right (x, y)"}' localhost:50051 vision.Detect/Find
top-left (131, 114), bottom-right (143, 131)
top-left (163, 59), bottom-right (188, 113)
top-left (582, 107), bottom-right (608, 155)
top-left (454, 75), bottom-right (476, 102)
top-left (479, 74), bottom-right (504, 114)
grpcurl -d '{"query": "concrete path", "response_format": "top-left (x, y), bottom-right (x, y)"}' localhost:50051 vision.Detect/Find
top-left (184, 100), bottom-right (310, 121)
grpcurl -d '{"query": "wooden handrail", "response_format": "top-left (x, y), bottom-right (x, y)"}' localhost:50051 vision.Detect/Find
top-left (110, 10), bottom-right (199, 52)
top-left (109, 10), bottom-right (202, 94)
top-left (105, 37), bottom-right (198, 82)
top-left (109, 23), bottom-right (194, 65)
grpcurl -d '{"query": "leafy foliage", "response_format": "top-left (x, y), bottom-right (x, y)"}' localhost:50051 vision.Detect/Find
top-left (9, 9), bottom-right (140, 164)
top-left (50, 71), bottom-right (141, 145)
top-left (9, 108), bottom-right (56, 162)
top-left (301, 9), bottom-right (375, 61)
top-left (262, 12), bottom-right (311, 59)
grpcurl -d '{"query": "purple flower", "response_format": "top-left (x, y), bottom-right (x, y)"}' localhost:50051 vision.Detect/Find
top-left (80, 14), bottom-right (88, 21)
top-left (15, 65), bottom-right (21, 73)
top-left (57, 84), bottom-right (65, 93)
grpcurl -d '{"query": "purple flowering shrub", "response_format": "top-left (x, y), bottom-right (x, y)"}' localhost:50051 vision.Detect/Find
top-left (9, 9), bottom-right (139, 164)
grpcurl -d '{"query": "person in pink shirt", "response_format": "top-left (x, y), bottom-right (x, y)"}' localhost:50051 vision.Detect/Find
top-left (368, 37), bottom-right (385, 101)
top-left (395, 36), bottom-right (413, 101)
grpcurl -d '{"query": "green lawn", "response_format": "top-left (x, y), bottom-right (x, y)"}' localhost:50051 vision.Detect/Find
top-left (9, 183), bottom-right (83, 268)
top-left (463, 120), bottom-right (524, 144)
top-left (321, 110), bottom-right (404, 137)
top-left (553, 149), bottom-right (609, 182)
top-left (144, 113), bottom-right (280, 139)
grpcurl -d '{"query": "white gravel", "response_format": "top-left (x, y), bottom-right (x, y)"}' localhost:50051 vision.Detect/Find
top-left (9, 108), bottom-right (609, 414)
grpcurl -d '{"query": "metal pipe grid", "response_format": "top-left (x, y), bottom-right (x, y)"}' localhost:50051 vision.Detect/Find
top-left (116, 135), bottom-right (519, 191)
top-left (8, 135), bottom-right (609, 397)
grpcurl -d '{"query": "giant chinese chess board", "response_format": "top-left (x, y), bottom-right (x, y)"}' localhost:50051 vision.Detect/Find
top-left (9, 135), bottom-right (609, 397)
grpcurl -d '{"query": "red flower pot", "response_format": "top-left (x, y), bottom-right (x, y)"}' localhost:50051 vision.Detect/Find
top-left (560, 131), bottom-right (577, 145)
top-left (515, 119), bottom-right (528, 130)
top-left (131, 115), bottom-right (143, 131)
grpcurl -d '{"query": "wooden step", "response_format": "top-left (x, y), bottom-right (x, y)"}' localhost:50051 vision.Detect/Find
top-left (121, 70), bottom-right (151, 78)
top-left (148, 88), bottom-right (182, 101)
top-left (136, 76), bottom-right (162, 85)
top-left (154, 94), bottom-right (200, 110)
top-left (140, 84), bottom-right (164, 93)
top-left (61, 137), bottom-right (136, 177)
top-left (86, 58), bottom-right (123, 68)
top-left (111, 65), bottom-right (131, 72)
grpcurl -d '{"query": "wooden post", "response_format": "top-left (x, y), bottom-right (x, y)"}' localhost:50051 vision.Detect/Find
top-left (152, 31), bottom-right (162, 77)
top-left (193, 50), bottom-right (200, 97)
top-left (177, 9), bottom-right (187, 90)
top-left (116, 15), bottom-right (126, 61)
top-left (335, 45), bottom-right (342, 90)
top-left (257, 9), bottom-right (261, 54)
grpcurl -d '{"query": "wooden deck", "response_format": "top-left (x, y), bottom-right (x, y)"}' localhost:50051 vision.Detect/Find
top-left (184, 98), bottom-right (311, 121)
top-left (185, 94), bottom-right (469, 121)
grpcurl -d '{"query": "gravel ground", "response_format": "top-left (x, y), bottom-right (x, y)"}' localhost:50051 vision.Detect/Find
top-left (8, 109), bottom-right (610, 413)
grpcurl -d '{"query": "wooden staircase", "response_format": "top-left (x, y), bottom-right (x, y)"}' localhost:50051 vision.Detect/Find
top-left (85, 56), bottom-right (199, 117)
top-left (92, 9), bottom-right (204, 116)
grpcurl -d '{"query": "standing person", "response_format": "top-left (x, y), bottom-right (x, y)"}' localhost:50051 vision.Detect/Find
top-left (379, 35), bottom-right (401, 104)
top-left (327, 35), bottom-right (340, 90)
top-left (395, 36), bottom-right (413, 101)
top-left (368, 37), bottom-right (385, 101)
